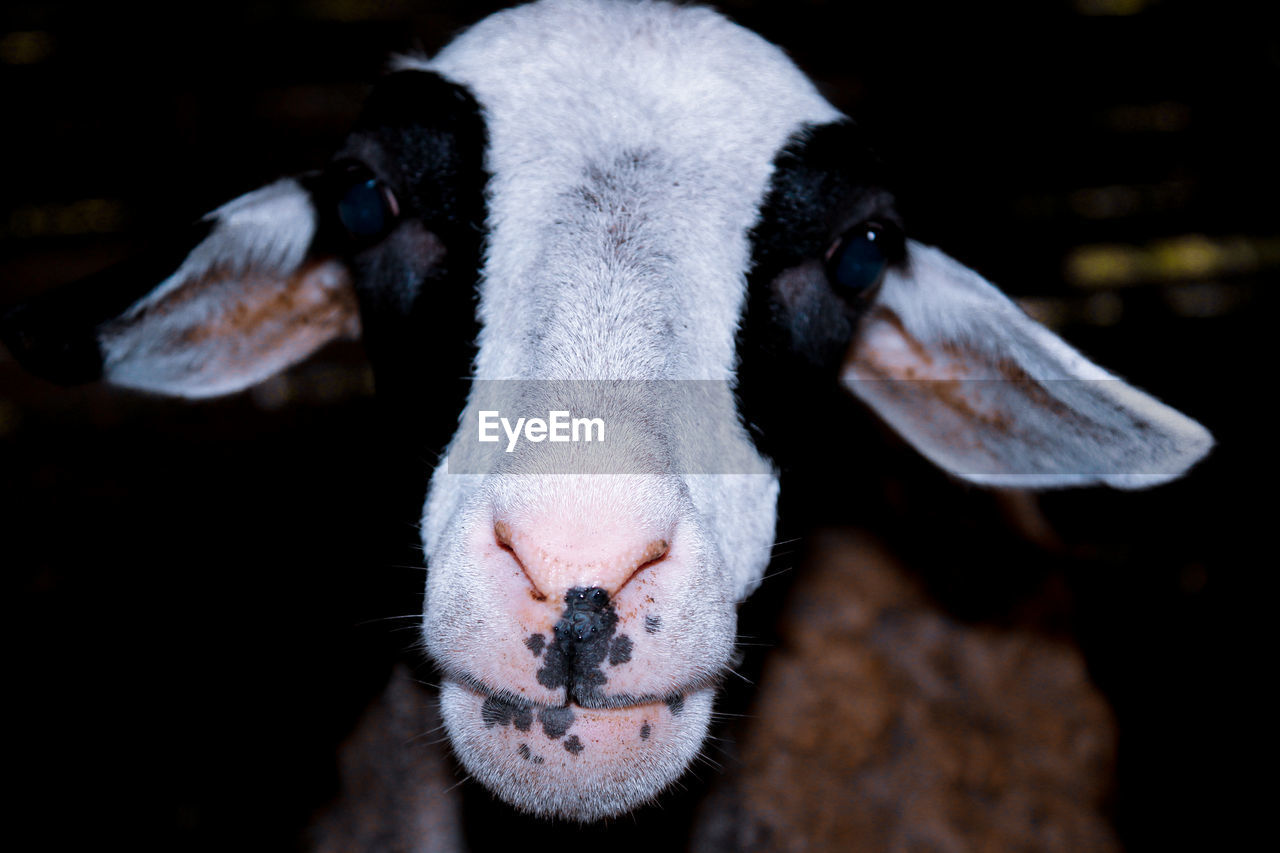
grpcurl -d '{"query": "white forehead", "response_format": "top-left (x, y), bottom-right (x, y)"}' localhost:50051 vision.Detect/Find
top-left (419, 0), bottom-right (838, 142)
top-left (399, 0), bottom-right (841, 380)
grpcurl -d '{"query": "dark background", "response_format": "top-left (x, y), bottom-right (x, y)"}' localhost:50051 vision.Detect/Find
top-left (1, 0), bottom-right (1272, 849)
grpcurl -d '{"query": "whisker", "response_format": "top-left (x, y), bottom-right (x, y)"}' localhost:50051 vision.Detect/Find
top-left (352, 614), bottom-right (423, 628)
top-left (709, 709), bottom-right (751, 721)
top-left (443, 773), bottom-right (473, 795)
top-left (411, 731), bottom-right (453, 748)
top-left (769, 536), bottom-right (803, 553)
top-left (759, 563), bottom-right (797, 582)
top-left (406, 722), bottom-right (449, 745)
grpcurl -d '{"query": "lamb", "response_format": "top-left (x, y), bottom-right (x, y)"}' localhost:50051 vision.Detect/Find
top-left (1, 0), bottom-right (1211, 829)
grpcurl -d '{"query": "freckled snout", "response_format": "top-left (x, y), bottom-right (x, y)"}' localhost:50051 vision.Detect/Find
top-left (439, 679), bottom-right (714, 821)
top-left (423, 473), bottom-right (737, 819)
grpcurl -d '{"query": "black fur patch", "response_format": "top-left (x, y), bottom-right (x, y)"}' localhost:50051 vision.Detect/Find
top-left (536, 586), bottom-right (621, 706)
top-left (644, 614), bottom-right (662, 634)
top-left (608, 635), bottom-right (633, 666)
top-left (640, 721), bottom-right (651, 740)
top-left (563, 735), bottom-right (584, 756)
top-left (525, 633), bottom-right (546, 657)
top-left (735, 120), bottom-right (905, 469)
top-left (538, 705), bottom-right (575, 740)
top-left (481, 695), bottom-right (533, 732)
top-left (327, 70), bottom-right (490, 479)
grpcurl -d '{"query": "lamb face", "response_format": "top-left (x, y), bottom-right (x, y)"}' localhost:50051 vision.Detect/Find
top-left (407, 1), bottom-right (832, 819)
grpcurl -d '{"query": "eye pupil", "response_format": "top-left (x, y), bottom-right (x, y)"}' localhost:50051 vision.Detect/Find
top-left (830, 225), bottom-right (888, 296)
top-left (337, 175), bottom-right (397, 238)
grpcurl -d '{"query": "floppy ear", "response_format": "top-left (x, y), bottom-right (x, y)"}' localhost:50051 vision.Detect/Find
top-left (1, 177), bottom-right (358, 399)
top-left (844, 241), bottom-right (1213, 489)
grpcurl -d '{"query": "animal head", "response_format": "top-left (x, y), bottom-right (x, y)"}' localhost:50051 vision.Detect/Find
top-left (1, 0), bottom-right (1211, 823)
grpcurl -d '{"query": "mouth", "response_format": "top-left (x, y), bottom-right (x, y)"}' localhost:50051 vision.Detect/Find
top-left (446, 663), bottom-right (703, 711)
top-left (438, 675), bottom-right (715, 821)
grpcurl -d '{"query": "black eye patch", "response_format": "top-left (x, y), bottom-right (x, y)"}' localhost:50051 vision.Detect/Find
top-left (307, 70), bottom-right (490, 474)
top-left (734, 120), bottom-right (906, 464)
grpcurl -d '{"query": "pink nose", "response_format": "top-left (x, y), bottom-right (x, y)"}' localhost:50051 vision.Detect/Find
top-left (494, 517), bottom-right (670, 601)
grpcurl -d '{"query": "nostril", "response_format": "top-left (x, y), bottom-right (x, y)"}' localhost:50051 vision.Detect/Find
top-left (493, 519), bottom-right (547, 601)
top-left (638, 539), bottom-right (669, 568)
top-left (621, 538), bottom-right (669, 586)
top-left (494, 519), bottom-right (514, 549)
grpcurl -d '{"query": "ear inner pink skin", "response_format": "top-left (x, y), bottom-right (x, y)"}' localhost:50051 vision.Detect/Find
top-left (841, 242), bottom-right (1213, 488)
top-left (101, 259), bottom-right (358, 398)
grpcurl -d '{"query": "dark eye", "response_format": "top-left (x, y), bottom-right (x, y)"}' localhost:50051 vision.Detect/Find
top-left (335, 167), bottom-right (399, 239)
top-left (826, 224), bottom-right (889, 298)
